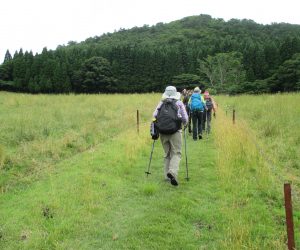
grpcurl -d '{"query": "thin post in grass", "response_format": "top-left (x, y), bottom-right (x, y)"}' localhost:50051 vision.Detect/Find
top-left (137, 110), bottom-right (140, 134)
top-left (232, 109), bottom-right (236, 124)
top-left (284, 183), bottom-right (295, 250)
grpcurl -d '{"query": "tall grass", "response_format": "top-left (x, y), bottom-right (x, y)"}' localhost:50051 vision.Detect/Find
top-left (217, 93), bottom-right (300, 171)
top-left (214, 109), bottom-right (286, 249)
top-left (0, 92), bottom-right (159, 192)
top-left (215, 93), bottom-right (300, 248)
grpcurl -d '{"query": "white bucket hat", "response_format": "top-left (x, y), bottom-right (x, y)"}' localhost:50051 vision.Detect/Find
top-left (194, 87), bottom-right (201, 93)
top-left (162, 86), bottom-right (181, 100)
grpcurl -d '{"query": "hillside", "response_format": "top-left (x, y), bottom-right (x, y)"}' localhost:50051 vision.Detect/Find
top-left (1, 14), bottom-right (300, 93)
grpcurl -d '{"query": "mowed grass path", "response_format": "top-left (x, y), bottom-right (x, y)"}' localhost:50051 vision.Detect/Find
top-left (1, 126), bottom-right (224, 249)
top-left (0, 93), bottom-right (290, 249)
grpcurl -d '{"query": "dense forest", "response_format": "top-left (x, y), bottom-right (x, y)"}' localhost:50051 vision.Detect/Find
top-left (1, 14), bottom-right (300, 94)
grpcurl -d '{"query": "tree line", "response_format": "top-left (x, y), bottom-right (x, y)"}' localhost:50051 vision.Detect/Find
top-left (1, 14), bottom-right (300, 94)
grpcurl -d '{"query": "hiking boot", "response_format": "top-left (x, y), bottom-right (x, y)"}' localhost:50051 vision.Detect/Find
top-left (167, 173), bottom-right (178, 186)
top-left (199, 134), bottom-right (203, 140)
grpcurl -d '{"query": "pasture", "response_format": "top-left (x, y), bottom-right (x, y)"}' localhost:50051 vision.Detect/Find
top-left (0, 92), bottom-right (299, 249)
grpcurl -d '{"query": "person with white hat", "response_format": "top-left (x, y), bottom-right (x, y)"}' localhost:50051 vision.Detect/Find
top-left (188, 87), bottom-right (206, 140)
top-left (152, 86), bottom-right (188, 186)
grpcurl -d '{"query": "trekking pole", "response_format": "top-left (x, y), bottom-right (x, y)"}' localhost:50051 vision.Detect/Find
top-left (145, 140), bottom-right (156, 176)
top-left (184, 127), bottom-right (190, 181)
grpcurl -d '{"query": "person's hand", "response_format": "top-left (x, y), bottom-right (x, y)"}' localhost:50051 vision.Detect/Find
top-left (152, 134), bottom-right (159, 140)
top-left (213, 112), bottom-right (216, 118)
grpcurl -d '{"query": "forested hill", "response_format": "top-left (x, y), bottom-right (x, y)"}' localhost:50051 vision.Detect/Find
top-left (1, 14), bottom-right (300, 94)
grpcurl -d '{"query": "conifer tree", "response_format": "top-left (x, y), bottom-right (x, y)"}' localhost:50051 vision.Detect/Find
top-left (3, 49), bottom-right (12, 63)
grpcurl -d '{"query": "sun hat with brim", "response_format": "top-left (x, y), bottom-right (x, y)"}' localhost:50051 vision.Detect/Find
top-left (194, 87), bottom-right (201, 93)
top-left (162, 86), bottom-right (181, 100)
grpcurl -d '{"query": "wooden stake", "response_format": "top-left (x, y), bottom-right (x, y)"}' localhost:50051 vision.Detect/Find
top-left (137, 110), bottom-right (140, 134)
top-left (233, 109), bottom-right (235, 124)
top-left (284, 183), bottom-right (295, 250)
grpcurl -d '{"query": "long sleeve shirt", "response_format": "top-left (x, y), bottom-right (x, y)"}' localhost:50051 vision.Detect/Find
top-left (153, 99), bottom-right (189, 126)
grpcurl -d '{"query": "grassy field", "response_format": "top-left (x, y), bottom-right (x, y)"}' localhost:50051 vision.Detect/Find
top-left (0, 92), bottom-right (298, 249)
top-left (0, 92), bottom-right (157, 192)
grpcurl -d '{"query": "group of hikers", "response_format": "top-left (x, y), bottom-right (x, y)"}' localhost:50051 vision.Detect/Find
top-left (150, 86), bottom-right (217, 186)
top-left (181, 87), bottom-right (217, 140)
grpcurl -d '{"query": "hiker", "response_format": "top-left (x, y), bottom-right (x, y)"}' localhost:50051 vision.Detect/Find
top-left (181, 88), bottom-right (187, 98)
top-left (187, 90), bottom-right (194, 133)
top-left (203, 91), bottom-right (217, 134)
top-left (181, 89), bottom-right (192, 133)
top-left (188, 87), bottom-right (206, 140)
top-left (153, 86), bottom-right (188, 186)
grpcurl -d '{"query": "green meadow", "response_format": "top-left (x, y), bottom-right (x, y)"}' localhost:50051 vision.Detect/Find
top-left (0, 92), bottom-right (299, 249)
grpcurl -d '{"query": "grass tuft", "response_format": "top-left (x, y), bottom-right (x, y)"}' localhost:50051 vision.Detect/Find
top-left (142, 183), bottom-right (159, 196)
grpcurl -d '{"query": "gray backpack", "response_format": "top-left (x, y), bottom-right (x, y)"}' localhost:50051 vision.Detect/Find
top-left (205, 98), bottom-right (213, 111)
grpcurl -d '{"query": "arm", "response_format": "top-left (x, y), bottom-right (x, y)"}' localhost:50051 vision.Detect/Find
top-left (188, 97), bottom-right (191, 109)
top-left (177, 101), bottom-right (188, 125)
top-left (153, 101), bottom-right (163, 118)
top-left (211, 97), bottom-right (217, 113)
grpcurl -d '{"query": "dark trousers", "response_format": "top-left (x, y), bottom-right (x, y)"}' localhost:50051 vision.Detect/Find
top-left (192, 110), bottom-right (203, 140)
top-left (203, 110), bottom-right (212, 133)
top-left (186, 106), bottom-right (192, 133)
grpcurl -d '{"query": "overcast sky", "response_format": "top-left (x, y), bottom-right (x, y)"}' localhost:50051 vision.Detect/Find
top-left (1, 0), bottom-right (300, 61)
